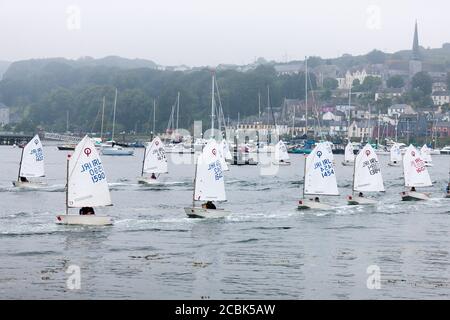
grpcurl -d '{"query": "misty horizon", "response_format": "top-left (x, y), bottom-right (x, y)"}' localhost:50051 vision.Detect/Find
top-left (1, 0), bottom-right (450, 66)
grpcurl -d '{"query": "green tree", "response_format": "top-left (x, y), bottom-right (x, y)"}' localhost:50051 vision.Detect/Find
top-left (411, 71), bottom-right (432, 95)
top-left (323, 77), bottom-right (338, 90)
top-left (366, 50), bottom-right (386, 64)
top-left (387, 75), bottom-right (405, 88)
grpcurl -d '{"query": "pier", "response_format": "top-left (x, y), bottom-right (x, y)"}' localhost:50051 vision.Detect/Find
top-left (0, 132), bottom-right (33, 146)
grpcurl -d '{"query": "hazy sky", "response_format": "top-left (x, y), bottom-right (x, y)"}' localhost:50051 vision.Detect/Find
top-left (0, 0), bottom-right (449, 66)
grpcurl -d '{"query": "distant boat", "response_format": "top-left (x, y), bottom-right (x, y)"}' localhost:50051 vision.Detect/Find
top-left (440, 146), bottom-right (450, 155)
top-left (298, 142), bottom-right (339, 210)
top-left (400, 145), bottom-right (432, 201)
top-left (273, 140), bottom-right (291, 166)
top-left (12, 134), bottom-right (47, 188)
top-left (138, 136), bottom-right (168, 185)
top-left (56, 135), bottom-right (113, 226)
top-left (184, 139), bottom-right (229, 219)
top-left (101, 89), bottom-right (134, 156)
top-left (388, 143), bottom-right (402, 167)
top-left (420, 144), bottom-right (433, 167)
top-left (348, 144), bottom-right (384, 205)
top-left (57, 144), bottom-right (76, 151)
top-left (342, 142), bottom-right (355, 166)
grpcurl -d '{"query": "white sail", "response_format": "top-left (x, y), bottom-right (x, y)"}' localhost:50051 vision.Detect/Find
top-left (194, 139), bottom-right (226, 201)
top-left (217, 140), bottom-right (229, 171)
top-left (68, 135), bottom-right (112, 208)
top-left (19, 134), bottom-right (45, 178)
top-left (420, 145), bottom-right (432, 163)
top-left (222, 140), bottom-right (233, 160)
top-left (344, 142), bottom-right (355, 163)
top-left (390, 143), bottom-right (402, 162)
top-left (143, 136), bottom-right (168, 174)
top-left (354, 144), bottom-right (385, 192)
top-left (304, 142), bottom-right (339, 196)
top-left (274, 140), bottom-right (290, 161)
top-left (403, 145), bottom-right (432, 188)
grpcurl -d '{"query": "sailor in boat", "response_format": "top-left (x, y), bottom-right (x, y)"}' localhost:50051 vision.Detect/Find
top-left (446, 183), bottom-right (450, 195)
top-left (151, 173), bottom-right (157, 180)
top-left (20, 176), bottom-right (29, 183)
top-left (359, 192), bottom-right (364, 198)
top-left (411, 187), bottom-right (416, 192)
top-left (314, 197), bottom-right (320, 203)
top-left (202, 201), bottom-right (217, 210)
top-left (79, 207), bottom-right (95, 215)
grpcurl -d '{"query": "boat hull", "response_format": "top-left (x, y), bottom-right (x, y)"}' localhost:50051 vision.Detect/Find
top-left (388, 161), bottom-right (401, 167)
top-left (137, 177), bottom-right (160, 185)
top-left (101, 148), bottom-right (134, 156)
top-left (184, 207), bottom-right (230, 219)
top-left (12, 181), bottom-right (47, 188)
top-left (297, 199), bottom-right (334, 211)
top-left (401, 191), bottom-right (430, 201)
top-left (56, 215), bottom-right (113, 226)
top-left (342, 161), bottom-right (354, 167)
top-left (272, 161), bottom-right (291, 166)
top-left (347, 196), bottom-right (377, 205)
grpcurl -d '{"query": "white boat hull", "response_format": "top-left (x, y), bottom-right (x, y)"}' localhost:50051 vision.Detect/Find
top-left (272, 161), bottom-right (291, 166)
top-left (184, 207), bottom-right (230, 219)
top-left (12, 181), bottom-right (47, 188)
top-left (297, 199), bottom-right (335, 211)
top-left (101, 148), bottom-right (134, 156)
top-left (347, 196), bottom-right (377, 205)
top-left (56, 215), bottom-right (113, 226)
top-left (388, 161), bottom-right (401, 167)
top-left (401, 191), bottom-right (430, 201)
top-left (342, 161), bottom-right (354, 167)
top-left (137, 177), bottom-right (160, 185)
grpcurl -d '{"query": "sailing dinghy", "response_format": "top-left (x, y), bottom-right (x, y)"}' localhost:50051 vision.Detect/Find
top-left (342, 142), bottom-right (355, 166)
top-left (400, 145), bottom-right (432, 201)
top-left (184, 139), bottom-right (229, 218)
top-left (273, 140), bottom-right (291, 166)
top-left (56, 135), bottom-right (113, 226)
top-left (348, 144), bottom-right (384, 205)
top-left (13, 134), bottom-right (47, 188)
top-left (298, 142), bottom-right (339, 210)
top-left (138, 136), bottom-right (168, 184)
top-left (388, 143), bottom-right (402, 167)
top-left (420, 144), bottom-right (433, 167)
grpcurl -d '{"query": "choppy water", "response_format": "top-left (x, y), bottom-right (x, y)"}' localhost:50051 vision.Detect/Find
top-left (0, 143), bottom-right (449, 299)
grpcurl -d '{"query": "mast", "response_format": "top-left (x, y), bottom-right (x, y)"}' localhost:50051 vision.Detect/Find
top-left (17, 146), bottom-right (25, 182)
top-left (352, 149), bottom-right (357, 196)
top-left (65, 155), bottom-right (70, 215)
top-left (112, 88), bottom-right (118, 142)
top-left (305, 56), bottom-right (308, 135)
top-left (100, 96), bottom-right (105, 141)
top-left (302, 154), bottom-right (307, 199)
top-left (377, 111), bottom-right (381, 148)
top-left (176, 92), bottom-right (180, 132)
top-left (152, 99), bottom-right (156, 139)
top-left (141, 142), bottom-right (147, 177)
top-left (395, 114), bottom-right (398, 142)
top-left (258, 92), bottom-right (261, 123)
top-left (211, 72), bottom-right (215, 138)
top-left (192, 152), bottom-right (199, 208)
top-left (66, 110), bottom-right (69, 132)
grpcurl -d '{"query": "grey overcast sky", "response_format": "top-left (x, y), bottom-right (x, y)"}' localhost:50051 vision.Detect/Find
top-left (0, 0), bottom-right (449, 66)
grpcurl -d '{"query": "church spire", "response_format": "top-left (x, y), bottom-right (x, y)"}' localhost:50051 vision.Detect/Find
top-left (412, 20), bottom-right (420, 60)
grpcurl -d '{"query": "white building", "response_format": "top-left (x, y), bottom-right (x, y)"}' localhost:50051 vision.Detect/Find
top-left (431, 91), bottom-right (450, 106)
top-left (0, 103), bottom-right (10, 125)
top-left (347, 120), bottom-right (372, 139)
top-left (387, 104), bottom-right (416, 117)
top-left (337, 69), bottom-right (381, 90)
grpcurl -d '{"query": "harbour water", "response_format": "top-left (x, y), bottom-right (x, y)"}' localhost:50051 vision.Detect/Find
top-left (0, 143), bottom-right (449, 299)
